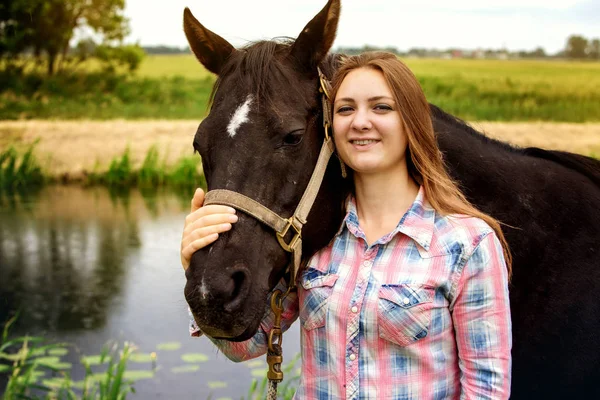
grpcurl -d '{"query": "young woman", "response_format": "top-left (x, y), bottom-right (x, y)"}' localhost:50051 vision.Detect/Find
top-left (181, 52), bottom-right (512, 399)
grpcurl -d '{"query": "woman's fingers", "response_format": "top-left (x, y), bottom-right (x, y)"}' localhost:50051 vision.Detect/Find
top-left (184, 204), bottom-right (236, 227)
top-left (190, 188), bottom-right (205, 213)
top-left (183, 211), bottom-right (238, 236)
top-left (182, 188), bottom-right (240, 270)
top-left (181, 222), bottom-right (233, 250)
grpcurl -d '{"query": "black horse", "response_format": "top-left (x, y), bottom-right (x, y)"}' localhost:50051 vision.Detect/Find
top-left (182, 1), bottom-right (600, 398)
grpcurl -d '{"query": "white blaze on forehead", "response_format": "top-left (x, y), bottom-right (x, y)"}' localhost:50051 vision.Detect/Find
top-left (227, 95), bottom-right (253, 138)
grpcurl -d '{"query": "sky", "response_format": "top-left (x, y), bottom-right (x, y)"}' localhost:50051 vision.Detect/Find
top-left (124, 0), bottom-right (599, 54)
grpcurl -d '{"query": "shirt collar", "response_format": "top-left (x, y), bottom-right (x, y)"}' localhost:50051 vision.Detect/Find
top-left (336, 186), bottom-right (435, 251)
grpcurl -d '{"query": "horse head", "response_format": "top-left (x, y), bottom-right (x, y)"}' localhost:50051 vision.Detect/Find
top-left (183, 0), bottom-right (345, 341)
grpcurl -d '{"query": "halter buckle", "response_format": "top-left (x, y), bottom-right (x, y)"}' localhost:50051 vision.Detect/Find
top-left (276, 217), bottom-right (302, 252)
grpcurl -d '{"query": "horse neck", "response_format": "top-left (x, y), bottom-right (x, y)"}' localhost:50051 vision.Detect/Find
top-left (431, 106), bottom-right (522, 209)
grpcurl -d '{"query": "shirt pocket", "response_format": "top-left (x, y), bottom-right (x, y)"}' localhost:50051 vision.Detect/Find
top-left (377, 284), bottom-right (435, 347)
top-left (300, 272), bottom-right (338, 331)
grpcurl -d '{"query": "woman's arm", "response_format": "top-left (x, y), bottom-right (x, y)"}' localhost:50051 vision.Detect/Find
top-left (451, 232), bottom-right (512, 400)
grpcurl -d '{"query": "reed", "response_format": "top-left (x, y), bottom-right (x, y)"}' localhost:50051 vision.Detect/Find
top-left (1, 315), bottom-right (138, 400)
top-left (0, 143), bottom-right (44, 189)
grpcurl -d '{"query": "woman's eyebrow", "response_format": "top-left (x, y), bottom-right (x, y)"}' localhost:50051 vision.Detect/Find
top-left (367, 96), bottom-right (394, 102)
top-left (334, 95), bottom-right (395, 105)
top-left (334, 97), bottom-right (355, 105)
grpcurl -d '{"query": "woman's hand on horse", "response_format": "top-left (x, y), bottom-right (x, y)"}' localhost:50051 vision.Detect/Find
top-left (181, 188), bottom-right (238, 270)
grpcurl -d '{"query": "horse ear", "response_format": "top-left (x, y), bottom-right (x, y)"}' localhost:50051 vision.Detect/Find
top-left (290, 0), bottom-right (340, 71)
top-left (183, 7), bottom-right (235, 75)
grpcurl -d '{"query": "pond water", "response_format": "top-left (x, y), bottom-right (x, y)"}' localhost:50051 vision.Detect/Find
top-left (0, 185), bottom-right (301, 399)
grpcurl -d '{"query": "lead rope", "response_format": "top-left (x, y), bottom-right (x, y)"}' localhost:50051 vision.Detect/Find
top-left (266, 288), bottom-right (291, 400)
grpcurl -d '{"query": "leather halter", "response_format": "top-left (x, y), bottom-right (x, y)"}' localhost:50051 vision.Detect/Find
top-left (203, 68), bottom-right (336, 288)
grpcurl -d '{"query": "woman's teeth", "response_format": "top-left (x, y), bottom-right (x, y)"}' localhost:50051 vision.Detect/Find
top-left (352, 140), bottom-right (378, 145)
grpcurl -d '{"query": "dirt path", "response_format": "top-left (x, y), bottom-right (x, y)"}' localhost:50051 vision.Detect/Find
top-left (1, 120), bottom-right (599, 177)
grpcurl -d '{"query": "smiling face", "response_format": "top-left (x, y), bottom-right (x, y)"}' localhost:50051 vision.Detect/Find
top-left (333, 67), bottom-right (409, 177)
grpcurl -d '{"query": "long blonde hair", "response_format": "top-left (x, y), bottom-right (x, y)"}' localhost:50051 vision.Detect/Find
top-left (330, 51), bottom-right (512, 277)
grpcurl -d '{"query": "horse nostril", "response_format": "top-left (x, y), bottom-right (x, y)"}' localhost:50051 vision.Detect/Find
top-left (231, 270), bottom-right (245, 300)
top-left (224, 267), bottom-right (250, 312)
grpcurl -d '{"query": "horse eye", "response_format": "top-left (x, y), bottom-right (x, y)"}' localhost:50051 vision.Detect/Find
top-left (283, 130), bottom-right (303, 146)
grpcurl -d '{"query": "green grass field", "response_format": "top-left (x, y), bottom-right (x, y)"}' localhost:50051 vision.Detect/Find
top-left (1, 55), bottom-right (599, 121)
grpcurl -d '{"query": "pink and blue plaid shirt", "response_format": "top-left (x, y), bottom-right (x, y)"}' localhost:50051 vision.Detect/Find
top-left (191, 186), bottom-right (512, 399)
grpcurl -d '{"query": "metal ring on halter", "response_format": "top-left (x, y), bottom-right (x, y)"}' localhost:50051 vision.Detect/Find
top-left (276, 217), bottom-right (302, 252)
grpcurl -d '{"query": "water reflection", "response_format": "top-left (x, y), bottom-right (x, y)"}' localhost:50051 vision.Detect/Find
top-left (0, 185), bottom-right (301, 399)
top-left (0, 186), bottom-right (182, 332)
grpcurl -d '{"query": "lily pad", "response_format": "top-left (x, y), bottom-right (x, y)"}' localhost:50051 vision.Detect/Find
top-left (171, 365), bottom-right (200, 374)
top-left (251, 368), bottom-right (268, 378)
top-left (156, 342), bottom-right (181, 351)
top-left (89, 372), bottom-right (108, 382)
top-left (36, 356), bottom-right (71, 369)
top-left (42, 378), bottom-right (67, 389)
top-left (123, 370), bottom-right (155, 381)
top-left (207, 381), bottom-right (227, 389)
top-left (30, 348), bottom-right (46, 357)
top-left (81, 355), bottom-right (107, 366)
top-left (246, 360), bottom-right (265, 368)
top-left (129, 352), bottom-right (155, 363)
top-left (181, 353), bottom-right (209, 363)
top-left (48, 348), bottom-right (68, 356)
top-left (31, 370), bottom-right (46, 380)
top-left (70, 380), bottom-right (85, 390)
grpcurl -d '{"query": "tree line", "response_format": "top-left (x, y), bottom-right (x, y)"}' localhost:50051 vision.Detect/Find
top-left (1, 0), bottom-right (597, 79)
top-left (565, 35), bottom-right (600, 60)
top-left (142, 35), bottom-right (600, 60)
top-left (337, 35), bottom-right (600, 60)
top-left (0, 0), bottom-right (144, 76)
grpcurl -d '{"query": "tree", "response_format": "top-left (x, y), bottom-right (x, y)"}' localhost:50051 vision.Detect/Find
top-left (1, 0), bottom-right (130, 75)
top-left (589, 39), bottom-right (600, 60)
top-left (532, 47), bottom-right (546, 58)
top-left (565, 35), bottom-right (589, 59)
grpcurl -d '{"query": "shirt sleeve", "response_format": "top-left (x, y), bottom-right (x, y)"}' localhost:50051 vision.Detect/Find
top-left (451, 232), bottom-right (512, 400)
top-left (189, 277), bottom-right (299, 363)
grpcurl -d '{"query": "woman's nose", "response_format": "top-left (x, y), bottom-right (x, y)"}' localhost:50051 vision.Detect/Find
top-left (351, 108), bottom-right (372, 131)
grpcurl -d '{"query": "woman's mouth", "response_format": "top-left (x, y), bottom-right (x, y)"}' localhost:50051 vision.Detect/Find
top-left (350, 139), bottom-right (380, 149)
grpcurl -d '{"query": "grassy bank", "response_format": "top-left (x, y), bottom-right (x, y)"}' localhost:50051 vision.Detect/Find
top-left (0, 144), bottom-right (45, 189)
top-left (0, 144), bottom-right (205, 190)
top-left (2, 119), bottom-right (600, 190)
top-left (1, 56), bottom-right (599, 121)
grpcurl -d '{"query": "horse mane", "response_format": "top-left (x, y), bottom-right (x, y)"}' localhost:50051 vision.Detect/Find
top-left (429, 104), bottom-right (600, 187)
top-left (209, 38), bottom-right (305, 110)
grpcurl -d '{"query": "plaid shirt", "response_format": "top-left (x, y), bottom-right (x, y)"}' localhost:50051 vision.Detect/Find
top-left (191, 187), bottom-right (512, 399)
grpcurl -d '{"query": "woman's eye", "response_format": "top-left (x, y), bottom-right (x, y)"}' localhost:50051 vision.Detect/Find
top-left (336, 106), bottom-right (353, 114)
top-left (283, 130), bottom-right (303, 146)
top-left (374, 104), bottom-right (393, 111)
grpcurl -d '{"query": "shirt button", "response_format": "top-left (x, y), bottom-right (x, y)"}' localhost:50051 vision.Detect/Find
top-left (351, 306), bottom-right (358, 313)
top-left (363, 260), bottom-right (373, 267)
top-left (349, 353), bottom-right (356, 361)
top-left (403, 298), bottom-right (410, 305)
